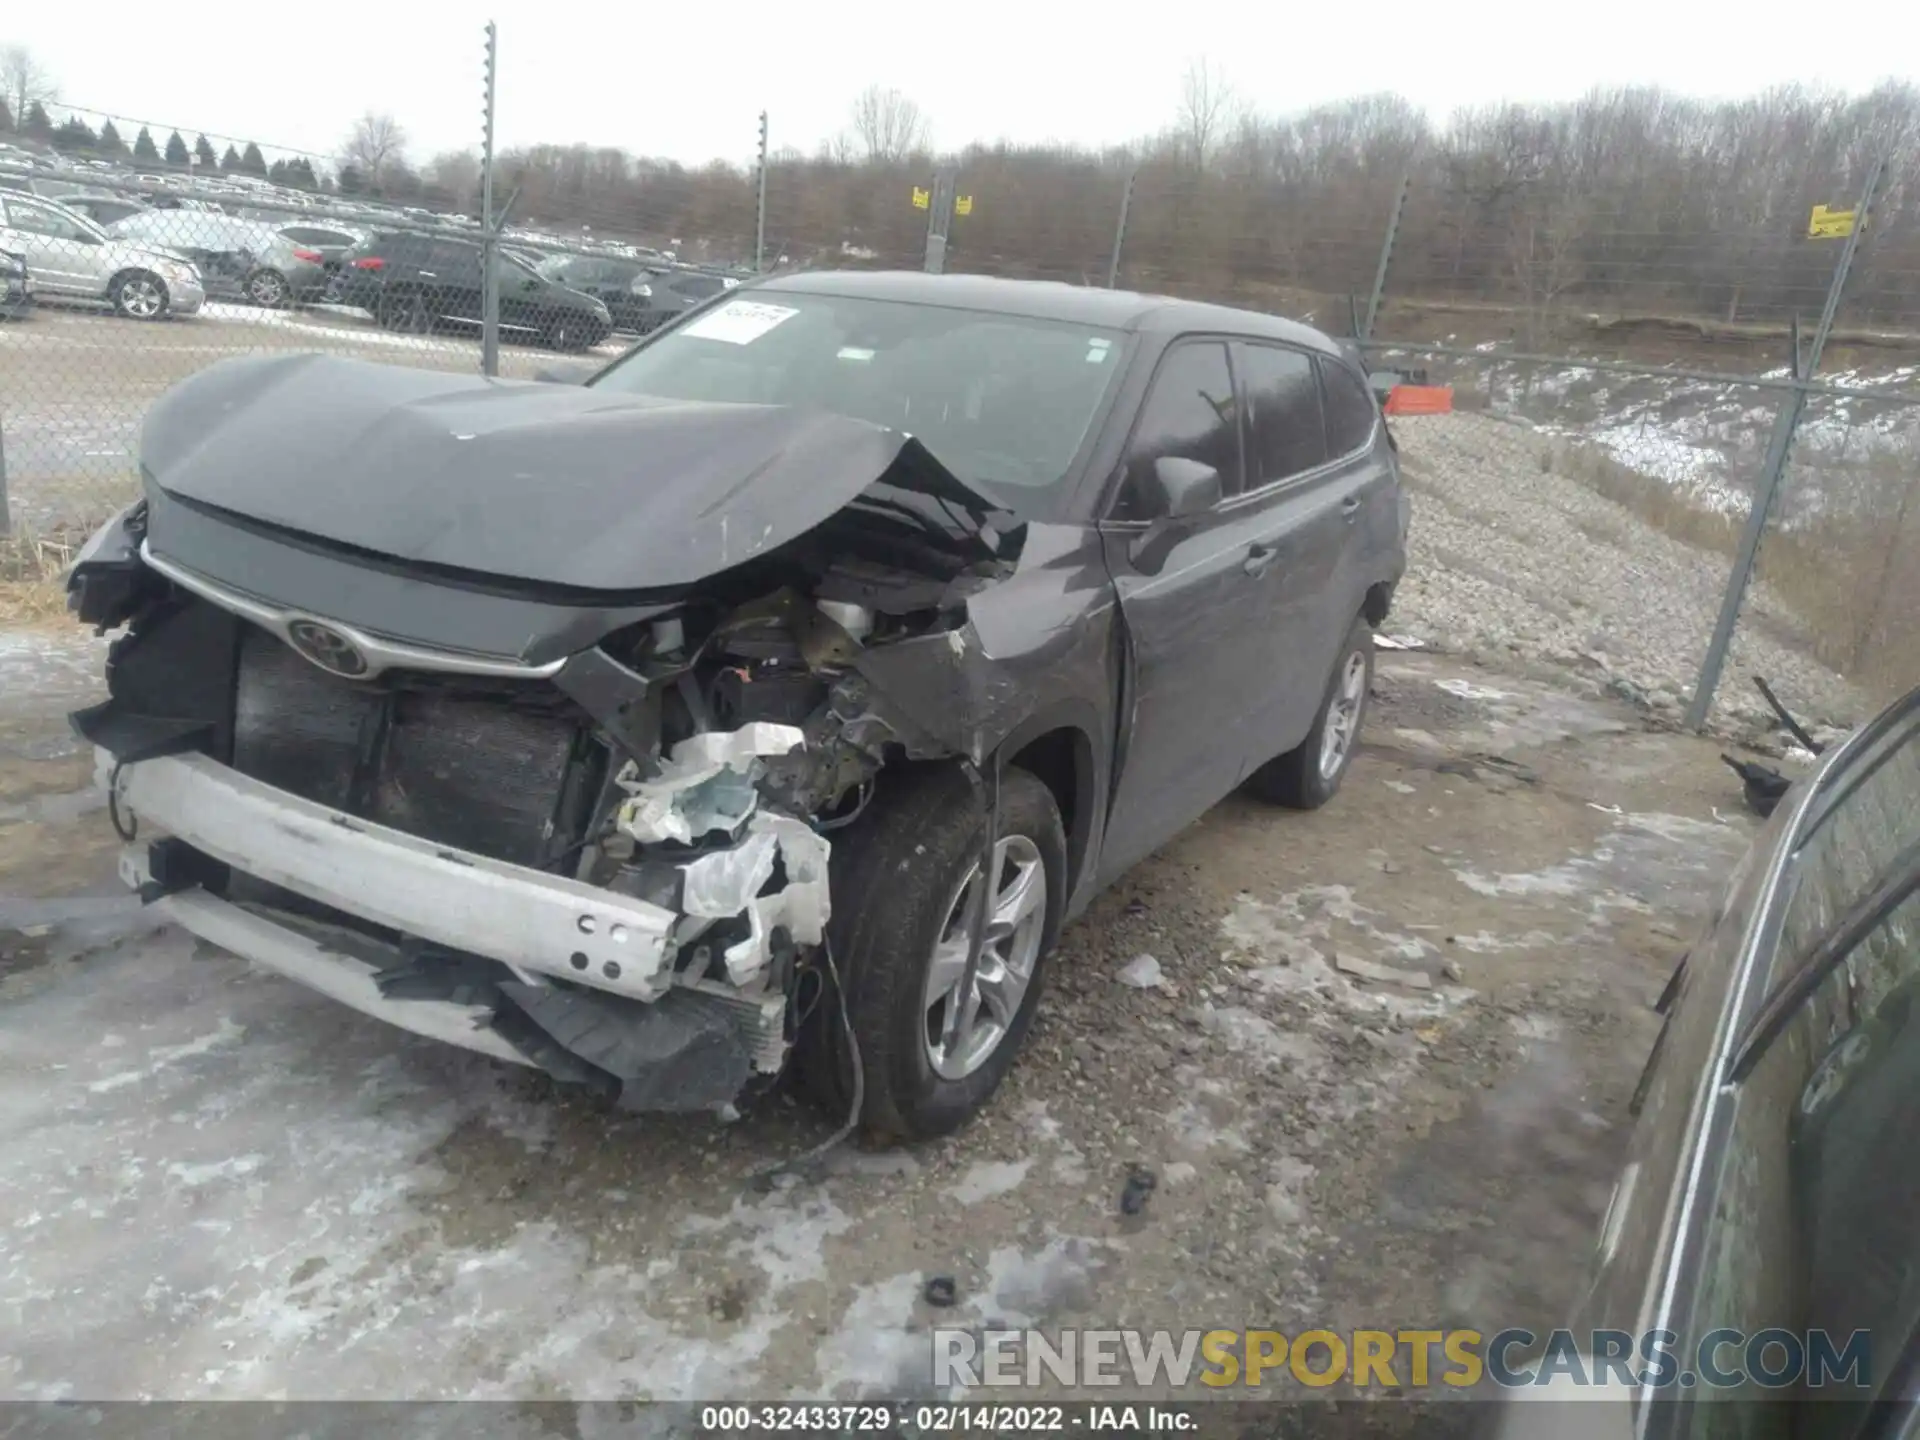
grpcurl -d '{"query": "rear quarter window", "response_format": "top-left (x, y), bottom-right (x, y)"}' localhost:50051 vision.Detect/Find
top-left (1321, 360), bottom-right (1380, 457)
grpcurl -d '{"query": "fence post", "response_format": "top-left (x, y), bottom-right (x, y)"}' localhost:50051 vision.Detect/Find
top-left (1362, 174), bottom-right (1410, 342)
top-left (0, 418), bottom-right (10, 538)
top-left (923, 168), bottom-right (957, 274)
top-left (1107, 171), bottom-right (1135, 288)
top-left (755, 111), bottom-right (770, 272)
top-left (479, 20), bottom-right (501, 379)
top-left (1685, 156), bottom-right (1884, 730)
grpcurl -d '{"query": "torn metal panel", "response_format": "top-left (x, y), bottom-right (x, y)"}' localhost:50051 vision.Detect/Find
top-left (614, 722), bottom-right (805, 844)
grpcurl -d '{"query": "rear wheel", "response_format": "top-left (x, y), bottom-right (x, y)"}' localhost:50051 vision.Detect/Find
top-left (377, 288), bottom-right (427, 332)
top-left (245, 267), bottom-right (290, 308)
top-left (544, 313), bottom-right (585, 351)
top-left (798, 766), bottom-right (1064, 1142)
top-left (109, 270), bottom-right (168, 320)
top-left (1245, 613), bottom-right (1374, 810)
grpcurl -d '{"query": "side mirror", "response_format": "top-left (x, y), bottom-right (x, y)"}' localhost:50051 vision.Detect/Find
top-left (1126, 457), bottom-right (1222, 573)
top-left (1147, 456), bottom-right (1223, 519)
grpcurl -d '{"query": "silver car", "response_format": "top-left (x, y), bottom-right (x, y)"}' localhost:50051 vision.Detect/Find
top-left (0, 192), bottom-right (203, 320)
top-left (107, 210), bottom-right (328, 309)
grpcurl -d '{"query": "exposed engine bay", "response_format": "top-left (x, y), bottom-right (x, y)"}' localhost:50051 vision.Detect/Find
top-left (66, 368), bottom-right (1041, 1116)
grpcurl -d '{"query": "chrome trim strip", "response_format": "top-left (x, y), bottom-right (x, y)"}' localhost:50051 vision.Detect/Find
top-left (139, 540), bottom-right (567, 682)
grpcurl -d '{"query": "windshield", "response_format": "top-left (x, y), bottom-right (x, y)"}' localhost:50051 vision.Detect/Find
top-left (590, 291), bottom-right (1125, 505)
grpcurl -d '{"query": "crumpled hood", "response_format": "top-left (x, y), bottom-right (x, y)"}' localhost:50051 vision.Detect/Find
top-left (140, 353), bottom-right (1016, 591)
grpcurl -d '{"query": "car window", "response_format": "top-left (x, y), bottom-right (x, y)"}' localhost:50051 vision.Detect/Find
top-left (1238, 343), bottom-right (1327, 487)
top-left (1675, 879), bottom-right (1920, 1440)
top-left (1769, 719), bottom-right (1920, 993)
top-left (1321, 359), bottom-right (1379, 457)
top-left (431, 240), bottom-right (482, 277)
top-left (676, 274), bottom-right (725, 299)
top-left (1114, 341), bottom-right (1243, 518)
top-left (592, 291), bottom-right (1125, 513)
top-left (4, 196), bottom-right (97, 243)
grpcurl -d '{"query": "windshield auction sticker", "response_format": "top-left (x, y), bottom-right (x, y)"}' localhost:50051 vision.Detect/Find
top-left (682, 301), bottom-right (800, 345)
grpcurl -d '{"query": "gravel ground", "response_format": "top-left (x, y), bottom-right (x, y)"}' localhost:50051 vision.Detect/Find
top-left (1, 623), bottom-right (1765, 1411)
top-left (1390, 411), bottom-right (1867, 737)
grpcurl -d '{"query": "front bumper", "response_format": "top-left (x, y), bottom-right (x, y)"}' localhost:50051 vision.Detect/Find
top-left (167, 277), bottom-right (206, 315)
top-left (110, 748), bottom-right (683, 1006)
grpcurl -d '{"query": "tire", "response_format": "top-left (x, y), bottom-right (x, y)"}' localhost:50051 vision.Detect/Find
top-left (544, 313), bottom-right (584, 351)
top-left (377, 288), bottom-right (427, 333)
top-left (109, 270), bottom-right (168, 321)
top-left (799, 765), bottom-right (1065, 1142)
top-left (1245, 613), bottom-right (1374, 810)
top-left (245, 267), bottom-right (290, 308)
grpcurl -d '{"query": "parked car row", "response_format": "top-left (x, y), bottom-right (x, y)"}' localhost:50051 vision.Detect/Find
top-left (0, 192), bottom-right (206, 317)
top-left (0, 184), bottom-right (747, 352)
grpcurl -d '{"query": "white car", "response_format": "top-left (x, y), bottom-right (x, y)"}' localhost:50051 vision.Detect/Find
top-left (0, 191), bottom-right (204, 319)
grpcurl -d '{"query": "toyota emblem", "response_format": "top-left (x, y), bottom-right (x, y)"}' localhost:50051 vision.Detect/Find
top-left (286, 619), bottom-right (370, 678)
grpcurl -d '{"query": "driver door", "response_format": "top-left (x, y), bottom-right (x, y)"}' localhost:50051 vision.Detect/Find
top-left (0, 194), bottom-right (102, 297)
top-left (1095, 338), bottom-right (1285, 883)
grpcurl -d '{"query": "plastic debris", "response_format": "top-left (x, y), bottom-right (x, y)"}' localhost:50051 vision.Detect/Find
top-left (1117, 953), bottom-right (1164, 989)
top-left (1334, 951), bottom-right (1434, 990)
top-left (616, 723), bottom-right (805, 845)
top-left (1119, 1166), bottom-right (1157, 1216)
top-left (1374, 634), bottom-right (1426, 651)
top-left (718, 813), bottom-right (832, 987)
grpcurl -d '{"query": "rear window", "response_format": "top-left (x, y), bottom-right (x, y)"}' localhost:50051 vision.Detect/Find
top-left (1321, 360), bottom-right (1379, 457)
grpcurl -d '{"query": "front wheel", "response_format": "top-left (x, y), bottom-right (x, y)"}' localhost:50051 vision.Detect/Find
top-left (1245, 613), bottom-right (1374, 810)
top-left (799, 765), bottom-right (1065, 1142)
top-left (544, 314), bottom-right (586, 351)
top-left (109, 270), bottom-right (168, 320)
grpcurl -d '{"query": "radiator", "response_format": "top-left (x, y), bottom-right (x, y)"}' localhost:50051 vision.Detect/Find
top-left (232, 626), bottom-right (580, 868)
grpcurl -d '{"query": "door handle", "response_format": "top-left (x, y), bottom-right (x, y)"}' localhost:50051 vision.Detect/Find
top-left (1340, 496), bottom-right (1363, 522)
top-left (1243, 542), bottom-right (1279, 578)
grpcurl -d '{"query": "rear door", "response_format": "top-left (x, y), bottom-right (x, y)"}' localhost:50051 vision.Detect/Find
top-left (1231, 340), bottom-right (1348, 756)
top-left (1095, 339), bottom-right (1282, 882)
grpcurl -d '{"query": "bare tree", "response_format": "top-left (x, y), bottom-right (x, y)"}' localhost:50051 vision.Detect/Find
top-left (848, 85), bottom-right (930, 163)
top-left (1177, 58), bottom-right (1235, 166)
top-left (0, 45), bottom-right (57, 127)
top-left (339, 112), bottom-right (409, 189)
top-left (423, 148), bottom-right (482, 203)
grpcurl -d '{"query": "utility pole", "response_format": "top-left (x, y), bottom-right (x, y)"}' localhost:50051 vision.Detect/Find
top-left (479, 20), bottom-right (501, 378)
top-left (755, 111), bottom-right (769, 272)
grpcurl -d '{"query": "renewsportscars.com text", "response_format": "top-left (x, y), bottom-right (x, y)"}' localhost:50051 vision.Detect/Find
top-left (932, 1327), bottom-right (1873, 1391)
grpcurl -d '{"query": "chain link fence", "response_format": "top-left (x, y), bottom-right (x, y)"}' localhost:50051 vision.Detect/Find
top-left (4, 85), bottom-right (1918, 733)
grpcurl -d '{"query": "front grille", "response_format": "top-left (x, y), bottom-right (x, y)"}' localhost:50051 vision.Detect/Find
top-left (232, 625), bottom-right (580, 867)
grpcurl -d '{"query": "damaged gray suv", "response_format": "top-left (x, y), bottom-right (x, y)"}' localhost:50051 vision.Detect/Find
top-left (66, 271), bottom-right (1408, 1140)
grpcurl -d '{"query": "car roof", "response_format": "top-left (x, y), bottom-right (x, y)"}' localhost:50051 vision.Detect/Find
top-left (754, 270), bottom-right (1343, 352)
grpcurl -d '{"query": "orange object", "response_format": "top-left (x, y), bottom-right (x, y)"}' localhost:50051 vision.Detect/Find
top-left (1383, 385), bottom-right (1454, 416)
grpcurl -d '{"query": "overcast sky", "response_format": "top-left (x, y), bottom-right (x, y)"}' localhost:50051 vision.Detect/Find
top-left (16, 0), bottom-right (1920, 169)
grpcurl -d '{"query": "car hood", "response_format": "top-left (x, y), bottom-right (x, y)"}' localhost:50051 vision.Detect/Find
top-left (139, 353), bottom-right (1019, 592)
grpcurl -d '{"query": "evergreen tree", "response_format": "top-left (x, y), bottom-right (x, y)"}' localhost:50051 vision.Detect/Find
top-left (164, 131), bottom-right (190, 166)
top-left (133, 126), bottom-right (160, 163)
top-left (24, 103), bottom-right (54, 142)
top-left (240, 141), bottom-right (267, 176)
top-left (193, 134), bottom-right (217, 167)
top-left (97, 120), bottom-right (128, 157)
top-left (219, 143), bottom-right (240, 172)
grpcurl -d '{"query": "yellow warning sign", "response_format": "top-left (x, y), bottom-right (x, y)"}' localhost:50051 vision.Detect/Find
top-left (911, 186), bottom-right (930, 210)
top-left (955, 194), bottom-right (974, 216)
top-left (1809, 204), bottom-right (1857, 238)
